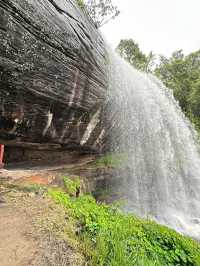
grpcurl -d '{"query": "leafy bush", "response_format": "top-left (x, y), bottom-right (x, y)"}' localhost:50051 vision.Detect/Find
top-left (63, 176), bottom-right (80, 195)
top-left (48, 189), bottom-right (200, 266)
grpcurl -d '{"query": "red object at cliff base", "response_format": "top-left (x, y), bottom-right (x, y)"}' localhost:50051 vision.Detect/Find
top-left (0, 144), bottom-right (4, 168)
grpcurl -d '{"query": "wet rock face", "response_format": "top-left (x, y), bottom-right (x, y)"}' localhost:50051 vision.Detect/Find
top-left (0, 0), bottom-right (107, 153)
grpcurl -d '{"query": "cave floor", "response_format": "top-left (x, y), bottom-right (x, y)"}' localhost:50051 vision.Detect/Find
top-left (0, 154), bottom-right (96, 184)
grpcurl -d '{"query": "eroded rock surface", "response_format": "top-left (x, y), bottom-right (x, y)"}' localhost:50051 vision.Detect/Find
top-left (0, 0), bottom-right (107, 153)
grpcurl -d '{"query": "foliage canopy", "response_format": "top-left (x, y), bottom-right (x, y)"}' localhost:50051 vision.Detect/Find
top-left (117, 38), bottom-right (200, 132)
top-left (77, 0), bottom-right (120, 28)
top-left (155, 49), bottom-right (200, 131)
top-left (117, 39), bottom-right (155, 72)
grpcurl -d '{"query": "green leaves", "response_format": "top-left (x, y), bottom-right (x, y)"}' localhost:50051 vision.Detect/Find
top-left (86, 0), bottom-right (120, 28)
top-left (76, 0), bottom-right (120, 28)
top-left (116, 39), bottom-right (155, 72)
top-left (48, 189), bottom-right (200, 266)
top-left (117, 38), bottom-right (200, 134)
top-left (63, 176), bottom-right (80, 195)
top-left (155, 50), bottom-right (193, 114)
top-left (155, 50), bottom-right (200, 133)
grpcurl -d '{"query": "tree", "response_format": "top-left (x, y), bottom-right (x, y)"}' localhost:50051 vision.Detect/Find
top-left (117, 38), bottom-right (200, 132)
top-left (155, 50), bottom-right (200, 115)
top-left (78, 0), bottom-right (120, 28)
top-left (116, 39), bottom-right (155, 72)
top-left (155, 50), bottom-right (200, 131)
top-left (155, 50), bottom-right (190, 113)
top-left (189, 80), bottom-right (200, 116)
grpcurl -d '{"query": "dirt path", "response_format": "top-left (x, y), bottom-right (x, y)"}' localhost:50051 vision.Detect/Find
top-left (0, 176), bottom-right (84, 266)
top-left (0, 204), bottom-right (38, 266)
top-left (0, 154), bottom-right (96, 186)
top-left (0, 156), bottom-right (96, 265)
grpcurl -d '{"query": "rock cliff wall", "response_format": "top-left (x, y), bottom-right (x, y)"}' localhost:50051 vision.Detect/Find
top-left (0, 0), bottom-right (107, 154)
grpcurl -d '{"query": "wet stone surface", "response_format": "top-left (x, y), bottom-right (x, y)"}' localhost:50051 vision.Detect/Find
top-left (0, 0), bottom-right (108, 153)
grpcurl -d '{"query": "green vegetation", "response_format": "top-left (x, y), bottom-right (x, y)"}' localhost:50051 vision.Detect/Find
top-left (95, 153), bottom-right (127, 168)
top-left (63, 176), bottom-right (80, 195)
top-left (155, 50), bottom-right (200, 132)
top-left (117, 39), bottom-right (200, 133)
top-left (76, 0), bottom-right (85, 9)
top-left (3, 176), bottom-right (200, 265)
top-left (48, 185), bottom-right (200, 266)
top-left (76, 0), bottom-right (120, 28)
top-left (117, 39), bottom-right (155, 72)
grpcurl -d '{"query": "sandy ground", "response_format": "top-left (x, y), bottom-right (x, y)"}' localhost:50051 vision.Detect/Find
top-left (0, 193), bottom-right (84, 266)
top-left (0, 203), bottom-right (39, 266)
top-left (0, 163), bottom-right (86, 266)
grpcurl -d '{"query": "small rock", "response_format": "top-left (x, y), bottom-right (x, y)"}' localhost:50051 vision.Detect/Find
top-left (0, 197), bottom-right (6, 204)
top-left (28, 192), bottom-right (35, 198)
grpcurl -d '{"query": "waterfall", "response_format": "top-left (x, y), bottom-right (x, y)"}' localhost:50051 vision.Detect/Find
top-left (107, 50), bottom-right (200, 239)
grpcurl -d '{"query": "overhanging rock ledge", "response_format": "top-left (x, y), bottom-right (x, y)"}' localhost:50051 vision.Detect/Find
top-left (0, 0), bottom-right (108, 155)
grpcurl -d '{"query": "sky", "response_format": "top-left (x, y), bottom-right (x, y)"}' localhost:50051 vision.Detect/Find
top-left (101, 0), bottom-right (200, 57)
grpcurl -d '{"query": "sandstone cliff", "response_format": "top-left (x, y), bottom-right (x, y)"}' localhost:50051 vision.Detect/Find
top-left (0, 0), bottom-right (107, 154)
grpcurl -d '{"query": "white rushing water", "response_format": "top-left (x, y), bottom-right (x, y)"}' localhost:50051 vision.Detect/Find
top-left (107, 51), bottom-right (200, 239)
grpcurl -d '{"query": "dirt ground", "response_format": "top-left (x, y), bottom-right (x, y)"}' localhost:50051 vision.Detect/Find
top-left (0, 156), bottom-right (98, 266)
top-left (0, 204), bottom-right (39, 266)
top-left (0, 174), bottom-right (84, 266)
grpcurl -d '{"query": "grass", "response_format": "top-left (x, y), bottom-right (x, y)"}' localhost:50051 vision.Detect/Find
top-left (2, 176), bottom-right (200, 265)
top-left (48, 183), bottom-right (200, 266)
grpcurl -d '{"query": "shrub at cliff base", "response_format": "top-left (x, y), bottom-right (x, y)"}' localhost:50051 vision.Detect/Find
top-left (48, 183), bottom-right (200, 266)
